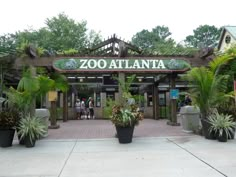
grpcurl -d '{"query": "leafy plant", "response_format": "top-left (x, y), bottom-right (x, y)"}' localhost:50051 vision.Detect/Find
top-left (104, 98), bottom-right (117, 119)
top-left (0, 108), bottom-right (19, 129)
top-left (183, 51), bottom-right (233, 119)
top-left (111, 104), bottom-right (143, 127)
top-left (110, 74), bottom-right (144, 127)
top-left (18, 115), bottom-right (46, 144)
top-left (208, 111), bottom-right (236, 138)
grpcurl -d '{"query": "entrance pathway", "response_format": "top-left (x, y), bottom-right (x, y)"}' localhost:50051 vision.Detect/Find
top-left (46, 119), bottom-right (191, 139)
top-left (2, 136), bottom-right (236, 177)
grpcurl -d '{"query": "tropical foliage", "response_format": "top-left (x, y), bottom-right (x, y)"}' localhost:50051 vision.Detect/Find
top-left (111, 104), bottom-right (143, 127)
top-left (208, 110), bottom-right (236, 138)
top-left (0, 108), bottom-right (19, 129)
top-left (183, 47), bottom-right (234, 119)
top-left (110, 74), bottom-right (144, 127)
top-left (18, 115), bottom-right (46, 144)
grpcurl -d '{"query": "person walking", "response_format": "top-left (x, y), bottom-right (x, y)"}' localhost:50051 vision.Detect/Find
top-left (80, 100), bottom-right (86, 119)
top-left (89, 97), bottom-right (94, 119)
top-left (184, 94), bottom-right (192, 106)
top-left (75, 99), bottom-right (81, 120)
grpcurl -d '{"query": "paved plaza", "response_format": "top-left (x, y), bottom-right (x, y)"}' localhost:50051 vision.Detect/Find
top-left (1, 119), bottom-right (235, 177)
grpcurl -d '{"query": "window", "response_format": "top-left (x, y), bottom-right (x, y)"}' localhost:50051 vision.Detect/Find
top-left (96, 93), bottom-right (101, 107)
top-left (106, 92), bottom-right (115, 100)
top-left (225, 35), bottom-right (231, 44)
top-left (147, 93), bottom-right (153, 107)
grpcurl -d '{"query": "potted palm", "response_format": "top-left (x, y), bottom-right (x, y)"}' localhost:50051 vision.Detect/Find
top-left (0, 108), bottom-right (19, 147)
top-left (111, 104), bottom-right (143, 143)
top-left (109, 74), bottom-right (144, 143)
top-left (18, 115), bottom-right (46, 147)
top-left (208, 111), bottom-right (236, 142)
top-left (184, 53), bottom-right (233, 139)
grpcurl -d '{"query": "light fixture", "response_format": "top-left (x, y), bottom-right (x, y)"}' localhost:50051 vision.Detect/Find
top-left (80, 78), bottom-right (83, 82)
top-left (68, 76), bottom-right (75, 79)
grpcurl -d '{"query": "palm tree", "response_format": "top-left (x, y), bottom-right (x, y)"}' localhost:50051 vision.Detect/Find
top-left (184, 49), bottom-right (234, 139)
top-left (185, 67), bottom-right (228, 119)
top-left (7, 66), bottom-right (68, 128)
top-left (184, 49), bottom-right (235, 119)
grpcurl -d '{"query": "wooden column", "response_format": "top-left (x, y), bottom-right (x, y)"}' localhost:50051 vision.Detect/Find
top-left (63, 91), bottom-right (68, 122)
top-left (49, 100), bottom-right (60, 129)
top-left (156, 84), bottom-right (160, 119)
top-left (153, 84), bottom-right (159, 119)
top-left (167, 74), bottom-right (180, 126)
top-left (118, 72), bottom-right (125, 104)
top-left (30, 66), bottom-right (36, 117)
top-left (49, 91), bottom-right (60, 129)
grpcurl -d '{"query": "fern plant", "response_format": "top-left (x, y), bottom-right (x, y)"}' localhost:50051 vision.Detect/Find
top-left (208, 111), bottom-right (236, 138)
top-left (18, 115), bottom-right (46, 144)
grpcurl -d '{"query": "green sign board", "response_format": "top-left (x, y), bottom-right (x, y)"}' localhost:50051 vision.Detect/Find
top-left (53, 58), bottom-right (190, 72)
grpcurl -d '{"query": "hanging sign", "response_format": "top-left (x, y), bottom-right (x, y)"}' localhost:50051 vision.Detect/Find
top-left (48, 91), bottom-right (57, 101)
top-left (53, 58), bottom-right (190, 72)
top-left (170, 89), bottom-right (179, 99)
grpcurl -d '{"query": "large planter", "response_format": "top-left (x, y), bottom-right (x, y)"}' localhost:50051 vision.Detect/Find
top-left (24, 135), bottom-right (36, 148)
top-left (35, 109), bottom-right (50, 138)
top-left (218, 131), bottom-right (228, 142)
top-left (17, 132), bottom-right (25, 145)
top-left (180, 106), bottom-right (200, 133)
top-left (0, 129), bottom-right (15, 147)
top-left (116, 125), bottom-right (134, 144)
top-left (201, 119), bottom-right (217, 140)
top-left (228, 126), bottom-right (235, 140)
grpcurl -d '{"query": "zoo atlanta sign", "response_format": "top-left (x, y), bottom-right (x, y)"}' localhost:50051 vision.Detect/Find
top-left (53, 58), bottom-right (190, 72)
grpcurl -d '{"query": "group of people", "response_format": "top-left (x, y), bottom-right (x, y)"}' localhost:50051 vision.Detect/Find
top-left (75, 97), bottom-right (94, 120)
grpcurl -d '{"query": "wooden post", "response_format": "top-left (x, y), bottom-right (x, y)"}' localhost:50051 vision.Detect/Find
top-left (63, 91), bottom-right (68, 122)
top-left (48, 91), bottom-right (60, 129)
top-left (167, 74), bottom-right (180, 126)
top-left (153, 85), bottom-right (159, 119)
top-left (118, 72), bottom-right (125, 104)
top-left (30, 66), bottom-right (36, 117)
top-left (156, 84), bottom-right (160, 119)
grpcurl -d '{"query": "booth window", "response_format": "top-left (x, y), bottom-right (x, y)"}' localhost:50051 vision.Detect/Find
top-left (106, 92), bottom-right (115, 100)
top-left (147, 93), bottom-right (153, 107)
top-left (96, 93), bottom-right (101, 107)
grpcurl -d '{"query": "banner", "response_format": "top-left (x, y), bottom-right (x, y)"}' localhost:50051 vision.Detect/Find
top-left (53, 58), bottom-right (190, 72)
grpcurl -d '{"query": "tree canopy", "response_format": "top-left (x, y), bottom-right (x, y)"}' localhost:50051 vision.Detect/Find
top-left (131, 26), bottom-right (197, 55)
top-left (185, 25), bottom-right (221, 48)
top-left (4, 13), bottom-right (102, 57)
top-left (131, 26), bottom-right (174, 53)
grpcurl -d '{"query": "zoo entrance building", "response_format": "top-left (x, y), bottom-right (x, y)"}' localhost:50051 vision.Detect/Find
top-left (13, 35), bottom-right (211, 125)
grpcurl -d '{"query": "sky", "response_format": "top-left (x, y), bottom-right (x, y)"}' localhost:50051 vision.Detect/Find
top-left (1, 0), bottom-right (236, 43)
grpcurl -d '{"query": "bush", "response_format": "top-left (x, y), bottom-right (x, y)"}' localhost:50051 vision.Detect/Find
top-left (110, 104), bottom-right (143, 127)
top-left (0, 108), bottom-right (19, 129)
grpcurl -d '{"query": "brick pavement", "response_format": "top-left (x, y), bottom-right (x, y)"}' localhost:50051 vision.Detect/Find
top-left (46, 118), bottom-right (192, 139)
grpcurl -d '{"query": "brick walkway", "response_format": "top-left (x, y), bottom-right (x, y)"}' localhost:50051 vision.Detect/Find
top-left (46, 119), bottom-right (192, 139)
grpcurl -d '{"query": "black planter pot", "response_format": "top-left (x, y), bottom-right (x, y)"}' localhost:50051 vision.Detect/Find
top-left (0, 129), bottom-right (15, 147)
top-left (201, 119), bottom-right (217, 140)
top-left (218, 131), bottom-right (228, 142)
top-left (17, 133), bottom-right (25, 145)
top-left (24, 135), bottom-right (36, 148)
top-left (228, 127), bottom-right (235, 140)
top-left (116, 126), bottom-right (134, 144)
